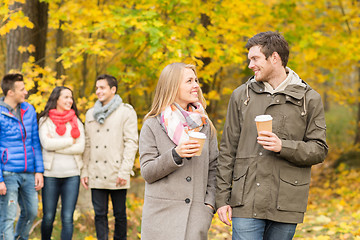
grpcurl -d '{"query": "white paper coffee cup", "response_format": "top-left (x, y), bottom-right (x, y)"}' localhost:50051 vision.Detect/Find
top-left (255, 115), bottom-right (273, 136)
top-left (188, 132), bottom-right (206, 156)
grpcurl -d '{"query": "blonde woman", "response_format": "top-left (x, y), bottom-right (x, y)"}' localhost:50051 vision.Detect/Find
top-left (139, 63), bottom-right (218, 240)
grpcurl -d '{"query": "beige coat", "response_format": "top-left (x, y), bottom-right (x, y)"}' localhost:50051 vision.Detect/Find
top-left (216, 75), bottom-right (328, 224)
top-left (139, 117), bottom-right (218, 240)
top-left (39, 117), bottom-right (85, 173)
top-left (82, 103), bottom-right (138, 189)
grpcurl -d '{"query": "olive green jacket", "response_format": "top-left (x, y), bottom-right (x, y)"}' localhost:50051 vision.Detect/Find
top-left (216, 75), bottom-right (328, 224)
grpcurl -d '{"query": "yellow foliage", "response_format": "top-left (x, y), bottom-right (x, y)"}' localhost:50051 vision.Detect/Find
top-left (315, 236), bottom-right (331, 240)
top-left (0, 9), bottom-right (34, 36)
top-left (206, 90), bottom-right (220, 101)
top-left (84, 236), bottom-right (97, 240)
top-left (222, 87), bottom-right (234, 96)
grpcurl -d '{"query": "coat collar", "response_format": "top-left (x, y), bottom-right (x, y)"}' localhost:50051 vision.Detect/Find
top-left (247, 77), bottom-right (310, 100)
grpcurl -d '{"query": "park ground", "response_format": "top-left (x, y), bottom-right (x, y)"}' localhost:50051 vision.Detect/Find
top-left (27, 157), bottom-right (360, 240)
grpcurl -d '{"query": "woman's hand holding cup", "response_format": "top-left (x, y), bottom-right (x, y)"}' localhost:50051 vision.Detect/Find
top-left (175, 140), bottom-right (200, 158)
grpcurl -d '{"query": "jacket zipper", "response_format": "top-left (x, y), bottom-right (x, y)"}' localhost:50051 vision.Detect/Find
top-left (20, 108), bottom-right (28, 172)
top-left (18, 121), bottom-right (27, 172)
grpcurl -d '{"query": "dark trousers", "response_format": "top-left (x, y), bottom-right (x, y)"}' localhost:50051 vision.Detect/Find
top-left (91, 189), bottom-right (127, 240)
top-left (41, 176), bottom-right (80, 240)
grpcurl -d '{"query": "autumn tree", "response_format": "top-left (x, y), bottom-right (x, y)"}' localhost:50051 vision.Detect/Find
top-left (2, 0), bottom-right (360, 150)
top-left (5, 0), bottom-right (48, 72)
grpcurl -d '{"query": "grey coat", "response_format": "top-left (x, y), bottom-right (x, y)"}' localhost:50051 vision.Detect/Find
top-left (139, 117), bottom-right (218, 240)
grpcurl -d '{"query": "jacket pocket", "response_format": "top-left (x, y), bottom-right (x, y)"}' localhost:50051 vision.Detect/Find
top-left (277, 165), bottom-right (311, 213)
top-left (229, 163), bottom-right (249, 207)
top-left (42, 150), bottom-right (52, 170)
top-left (315, 119), bottom-right (326, 130)
top-left (1, 149), bottom-right (8, 165)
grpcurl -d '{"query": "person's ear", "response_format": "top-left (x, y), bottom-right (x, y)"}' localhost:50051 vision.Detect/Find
top-left (271, 52), bottom-right (281, 64)
top-left (6, 89), bottom-right (14, 97)
top-left (111, 86), bottom-right (117, 94)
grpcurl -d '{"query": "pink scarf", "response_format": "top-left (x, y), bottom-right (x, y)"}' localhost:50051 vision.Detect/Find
top-left (48, 109), bottom-right (80, 138)
top-left (160, 103), bottom-right (208, 145)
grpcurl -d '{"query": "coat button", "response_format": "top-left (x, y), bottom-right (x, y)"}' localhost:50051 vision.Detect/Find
top-left (104, 176), bottom-right (107, 179)
top-left (259, 152), bottom-right (263, 156)
top-left (95, 160), bottom-right (98, 163)
top-left (107, 129), bottom-right (109, 132)
top-left (256, 183), bottom-right (260, 186)
top-left (185, 198), bottom-right (190, 204)
top-left (96, 176), bottom-right (98, 178)
top-left (186, 176), bottom-right (191, 182)
top-left (294, 180), bottom-right (298, 184)
top-left (253, 213), bottom-right (257, 217)
top-left (104, 161), bottom-right (107, 163)
top-left (96, 146), bottom-right (98, 149)
top-left (104, 145), bottom-right (107, 148)
top-left (97, 130), bottom-right (100, 132)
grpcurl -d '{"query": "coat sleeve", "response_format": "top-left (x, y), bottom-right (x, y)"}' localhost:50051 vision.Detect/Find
top-left (31, 107), bottom-right (44, 173)
top-left (216, 91), bottom-right (241, 209)
top-left (139, 120), bottom-right (183, 184)
top-left (55, 120), bottom-right (85, 155)
top-left (204, 128), bottom-right (219, 208)
top-left (0, 116), bottom-right (3, 182)
top-left (39, 118), bottom-right (73, 151)
top-left (118, 107), bottom-right (138, 179)
top-left (279, 91), bottom-right (328, 167)
top-left (81, 113), bottom-right (91, 179)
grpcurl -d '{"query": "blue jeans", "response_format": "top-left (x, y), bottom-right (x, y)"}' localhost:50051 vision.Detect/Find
top-left (232, 218), bottom-right (297, 240)
top-left (41, 176), bottom-right (80, 240)
top-left (91, 189), bottom-right (127, 240)
top-left (0, 172), bottom-right (39, 240)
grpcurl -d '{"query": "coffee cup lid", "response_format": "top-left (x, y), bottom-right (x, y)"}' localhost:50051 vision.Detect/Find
top-left (189, 131), bottom-right (206, 139)
top-left (255, 115), bottom-right (273, 122)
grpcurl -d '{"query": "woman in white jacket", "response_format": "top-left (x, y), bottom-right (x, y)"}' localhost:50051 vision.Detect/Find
top-left (38, 86), bottom-right (85, 240)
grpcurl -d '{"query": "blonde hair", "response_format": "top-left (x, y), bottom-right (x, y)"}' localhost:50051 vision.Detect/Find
top-left (144, 62), bottom-right (206, 120)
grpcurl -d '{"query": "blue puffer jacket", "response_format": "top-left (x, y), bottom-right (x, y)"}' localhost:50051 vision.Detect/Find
top-left (0, 101), bottom-right (44, 182)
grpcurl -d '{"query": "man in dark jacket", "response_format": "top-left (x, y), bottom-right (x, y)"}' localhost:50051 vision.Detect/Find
top-left (0, 73), bottom-right (44, 239)
top-left (216, 31), bottom-right (328, 239)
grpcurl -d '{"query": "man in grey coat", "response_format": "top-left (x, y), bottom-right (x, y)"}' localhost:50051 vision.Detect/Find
top-left (216, 31), bottom-right (328, 239)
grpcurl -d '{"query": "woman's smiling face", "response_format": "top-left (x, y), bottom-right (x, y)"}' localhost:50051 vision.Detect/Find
top-left (174, 68), bottom-right (199, 109)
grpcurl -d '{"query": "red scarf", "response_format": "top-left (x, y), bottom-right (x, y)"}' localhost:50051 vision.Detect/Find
top-left (48, 109), bottom-right (80, 138)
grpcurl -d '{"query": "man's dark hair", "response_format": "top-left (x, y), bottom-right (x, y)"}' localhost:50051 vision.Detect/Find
top-left (1, 73), bottom-right (24, 96)
top-left (96, 74), bottom-right (118, 92)
top-left (245, 31), bottom-right (289, 67)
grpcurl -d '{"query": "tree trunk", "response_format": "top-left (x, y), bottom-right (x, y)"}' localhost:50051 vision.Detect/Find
top-left (55, 0), bottom-right (65, 79)
top-left (354, 64), bottom-right (360, 145)
top-left (6, 0), bottom-right (48, 72)
top-left (80, 52), bottom-right (88, 98)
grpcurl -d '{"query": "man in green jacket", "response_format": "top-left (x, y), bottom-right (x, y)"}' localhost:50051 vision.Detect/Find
top-left (216, 31), bottom-right (328, 239)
